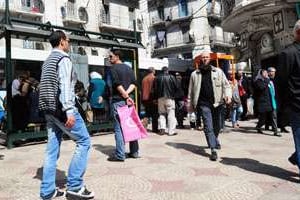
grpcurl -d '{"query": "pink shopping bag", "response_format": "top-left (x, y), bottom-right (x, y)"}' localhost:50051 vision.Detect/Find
top-left (117, 105), bottom-right (148, 142)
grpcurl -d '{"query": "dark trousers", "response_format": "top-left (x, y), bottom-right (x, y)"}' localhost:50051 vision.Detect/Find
top-left (257, 110), bottom-right (278, 132)
top-left (198, 105), bottom-right (222, 149)
top-left (143, 100), bottom-right (158, 132)
top-left (175, 100), bottom-right (185, 127)
top-left (290, 111), bottom-right (300, 170)
top-left (240, 95), bottom-right (248, 120)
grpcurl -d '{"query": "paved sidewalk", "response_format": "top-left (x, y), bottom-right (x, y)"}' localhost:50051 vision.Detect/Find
top-left (0, 120), bottom-right (299, 200)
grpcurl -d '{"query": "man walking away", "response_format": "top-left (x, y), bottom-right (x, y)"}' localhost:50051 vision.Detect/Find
top-left (39, 30), bottom-right (94, 200)
top-left (141, 67), bottom-right (158, 133)
top-left (277, 20), bottom-right (300, 171)
top-left (154, 66), bottom-right (179, 136)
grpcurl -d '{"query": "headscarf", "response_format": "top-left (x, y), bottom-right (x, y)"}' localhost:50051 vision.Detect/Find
top-left (254, 69), bottom-right (265, 81)
top-left (90, 71), bottom-right (102, 79)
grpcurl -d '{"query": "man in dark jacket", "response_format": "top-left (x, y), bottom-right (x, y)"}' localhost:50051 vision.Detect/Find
top-left (153, 66), bottom-right (178, 136)
top-left (175, 72), bottom-right (185, 129)
top-left (277, 20), bottom-right (300, 171)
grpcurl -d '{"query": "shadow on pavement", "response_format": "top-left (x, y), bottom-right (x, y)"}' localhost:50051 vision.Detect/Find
top-left (231, 126), bottom-right (257, 134)
top-left (93, 144), bottom-right (115, 156)
top-left (0, 154), bottom-right (4, 160)
top-left (165, 142), bottom-right (210, 158)
top-left (34, 167), bottom-right (67, 189)
top-left (220, 157), bottom-right (299, 183)
top-left (230, 126), bottom-right (276, 136)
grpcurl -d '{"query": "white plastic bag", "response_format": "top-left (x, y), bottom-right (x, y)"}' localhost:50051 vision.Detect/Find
top-left (188, 112), bottom-right (196, 123)
top-left (247, 97), bottom-right (254, 116)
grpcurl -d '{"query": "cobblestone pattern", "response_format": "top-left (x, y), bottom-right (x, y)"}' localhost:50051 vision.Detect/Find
top-left (0, 120), bottom-right (299, 200)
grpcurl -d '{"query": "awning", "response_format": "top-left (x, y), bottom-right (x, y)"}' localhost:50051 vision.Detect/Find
top-left (0, 24), bottom-right (143, 49)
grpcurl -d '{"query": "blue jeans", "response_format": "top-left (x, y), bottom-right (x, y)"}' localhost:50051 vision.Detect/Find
top-left (198, 105), bottom-right (222, 149)
top-left (231, 106), bottom-right (243, 126)
top-left (112, 101), bottom-right (139, 160)
top-left (290, 111), bottom-right (300, 171)
top-left (40, 112), bottom-right (91, 199)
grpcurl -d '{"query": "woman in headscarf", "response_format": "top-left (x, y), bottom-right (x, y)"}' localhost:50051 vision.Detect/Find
top-left (88, 71), bottom-right (106, 123)
top-left (254, 69), bottom-right (280, 136)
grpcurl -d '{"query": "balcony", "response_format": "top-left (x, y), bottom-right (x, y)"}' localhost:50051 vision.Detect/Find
top-left (98, 12), bottom-right (142, 33)
top-left (0, 0), bottom-right (44, 18)
top-left (151, 32), bottom-right (195, 57)
top-left (210, 27), bottom-right (234, 48)
top-left (61, 2), bottom-right (87, 25)
top-left (149, 8), bottom-right (192, 29)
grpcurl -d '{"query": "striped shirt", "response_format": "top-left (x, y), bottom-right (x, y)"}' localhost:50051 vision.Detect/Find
top-left (39, 49), bottom-right (77, 116)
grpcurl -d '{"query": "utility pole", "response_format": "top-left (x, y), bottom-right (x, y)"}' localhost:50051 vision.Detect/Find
top-left (5, 0), bottom-right (13, 133)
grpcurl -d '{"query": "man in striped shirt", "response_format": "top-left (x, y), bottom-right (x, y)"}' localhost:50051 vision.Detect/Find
top-left (39, 30), bottom-right (94, 200)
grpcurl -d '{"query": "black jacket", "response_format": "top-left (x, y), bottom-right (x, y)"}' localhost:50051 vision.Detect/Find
top-left (153, 73), bottom-right (178, 99)
top-left (254, 78), bottom-right (272, 113)
top-left (277, 42), bottom-right (300, 112)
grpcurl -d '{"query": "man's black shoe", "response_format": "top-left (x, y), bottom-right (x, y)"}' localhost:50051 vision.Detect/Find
top-left (288, 153), bottom-right (298, 165)
top-left (274, 132), bottom-right (282, 137)
top-left (159, 129), bottom-right (165, 135)
top-left (125, 153), bottom-right (140, 159)
top-left (281, 127), bottom-right (290, 133)
top-left (256, 128), bottom-right (264, 134)
top-left (177, 125), bottom-right (185, 129)
top-left (210, 151), bottom-right (218, 161)
top-left (107, 156), bottom-right (125, 162)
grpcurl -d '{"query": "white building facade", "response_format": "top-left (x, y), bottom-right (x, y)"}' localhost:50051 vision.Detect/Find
top-left (142, 0), bottom-right (234, 60)
top-left (0, 0), bottom-right (235, 87)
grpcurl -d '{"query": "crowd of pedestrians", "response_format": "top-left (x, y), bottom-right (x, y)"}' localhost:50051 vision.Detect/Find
top-left (1, 20), bottom-right (300, 199)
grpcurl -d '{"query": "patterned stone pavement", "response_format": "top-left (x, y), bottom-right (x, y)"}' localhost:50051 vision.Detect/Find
top-left (0, 119), bottom-right (299, 200)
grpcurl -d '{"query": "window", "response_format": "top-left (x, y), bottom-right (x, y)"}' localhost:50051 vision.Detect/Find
top-left (21, 0), bottom-right (31, 7)
top-left (178, 0), bottom-right (188, 17)
top-left (21, 0), bottom-right (44, 13)
top-left (129, 7), bottom-right (135, 29)
top-left (91, 49), bottom-right (98, 56)
top-left (78, 7), bottom-right (88, 22)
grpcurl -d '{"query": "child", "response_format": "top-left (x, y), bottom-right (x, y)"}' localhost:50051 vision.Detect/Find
top-left (188, 112), bottom-right (196, 130)
top-left (231, 80), bottom-right (243, 128)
